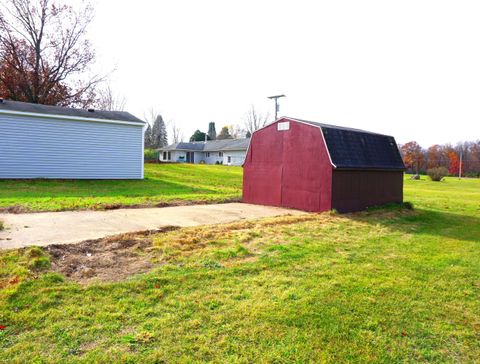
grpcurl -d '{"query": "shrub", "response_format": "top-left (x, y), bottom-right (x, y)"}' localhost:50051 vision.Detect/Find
top-left (144, 148), bottom-right (159, 162)
top-left (0, 220), bottom-right (3, 231)
top-left (427, 167), bottom-right (449, 181)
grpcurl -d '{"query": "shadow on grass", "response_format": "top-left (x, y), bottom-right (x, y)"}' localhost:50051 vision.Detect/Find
top-left (348, 206), bottom-right (480, 243)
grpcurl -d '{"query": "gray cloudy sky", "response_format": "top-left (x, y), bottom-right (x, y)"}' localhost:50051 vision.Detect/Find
top-left (89, 0), bottom-right (480, 146)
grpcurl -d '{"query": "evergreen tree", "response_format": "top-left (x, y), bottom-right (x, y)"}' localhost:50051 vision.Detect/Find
top-left (217, 126), bottom-right (233, 140)
top-left (190, 130), bottom-right (211, 142)
top-left (208, 122), bottom-right (217, 140)
top-left (151, 115), bottom-right (168, 148)
top-left (144, 123), bottom-right (153, 148)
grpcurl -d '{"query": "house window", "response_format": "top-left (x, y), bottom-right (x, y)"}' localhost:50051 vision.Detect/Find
top-left (219, 152), bottom-right (223, 157)
top-left (167, 151), bottom-right (171, 160)
top-left (163, 151), bottom-right (167, 160)
top-left (206, 152), bottom-right (210, 157)
top-left (227, 156), bottom-right (231, 163)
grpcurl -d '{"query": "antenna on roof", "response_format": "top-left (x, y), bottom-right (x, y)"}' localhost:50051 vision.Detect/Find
top-left (267, 94), bottom-right (286, 120)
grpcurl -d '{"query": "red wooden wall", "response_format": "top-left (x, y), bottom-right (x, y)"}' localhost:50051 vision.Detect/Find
top-left (243, 119), bottom-right (333, 212)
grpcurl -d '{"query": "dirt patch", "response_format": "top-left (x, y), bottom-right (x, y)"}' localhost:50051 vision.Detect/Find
top-left (0, 205), bottom-right (29, 214)
top-left (45, 226), bottom-right (179, 284)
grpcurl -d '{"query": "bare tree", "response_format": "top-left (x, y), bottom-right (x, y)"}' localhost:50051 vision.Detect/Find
top-left (169, 121), bottom-right (183, 144)
top-left (0, 0), bottom-right (104, 107)
top-left (243, 105), bottom-right (269, 135)
top-left (143, 108), bottom-right (160, 126)
top-left (96, 85), bottom-right (126, 111)
top-left (228, 124), bottom-right (246, 139)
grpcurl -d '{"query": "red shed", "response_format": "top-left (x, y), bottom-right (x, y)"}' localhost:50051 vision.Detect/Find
top-left (243, 117), bottom-right (405, 213)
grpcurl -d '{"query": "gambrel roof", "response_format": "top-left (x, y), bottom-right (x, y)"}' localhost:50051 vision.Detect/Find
top-left (271, 117), bottom-right (405, 171)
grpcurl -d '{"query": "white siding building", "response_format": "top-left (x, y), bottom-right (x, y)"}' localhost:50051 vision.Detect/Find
top-left (159, 139), bottom-right (249, 166)
top-left (0, 100), bottom-right (145, 179)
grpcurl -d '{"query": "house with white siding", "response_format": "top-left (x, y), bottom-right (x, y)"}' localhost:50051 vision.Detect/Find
top-left (159, 139), bottom-right (249, 166)
top-left (0, 99), bottom-right (145, 179)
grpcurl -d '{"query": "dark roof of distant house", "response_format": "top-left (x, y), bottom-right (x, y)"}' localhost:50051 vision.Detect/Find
top-left (204, 139), bottom-right (250, 151)
top-left (161, 138), bottom-right (250, 152)
top-left (0, 99), bottom-right (144, 123)
top-left (283, 117), bottom-right (405, 170)
top-left (163, 142), bottom-right (206, 151)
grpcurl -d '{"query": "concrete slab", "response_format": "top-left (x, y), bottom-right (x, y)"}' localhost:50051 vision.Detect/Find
top-left (0, 203), bottom-right (304, 249)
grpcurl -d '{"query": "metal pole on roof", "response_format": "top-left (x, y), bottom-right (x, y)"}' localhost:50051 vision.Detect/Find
top-left (268, 94), bottom-right (286, 120)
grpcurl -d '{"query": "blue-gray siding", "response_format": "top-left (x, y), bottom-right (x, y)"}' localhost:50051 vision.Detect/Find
top-left (0, 114), bottom-right (144, 179)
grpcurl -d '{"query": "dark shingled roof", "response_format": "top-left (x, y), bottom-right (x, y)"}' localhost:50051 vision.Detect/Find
top-left (204, 139), bottom-right (250, 151)
top-left (0, 99), bottom-right (144, 123)
top-left (163, 142), bottom-right (206, 151)
top-left (162, 139), bottom-right (249, 152)
top-left (286, 117), bottom-right (405, 170)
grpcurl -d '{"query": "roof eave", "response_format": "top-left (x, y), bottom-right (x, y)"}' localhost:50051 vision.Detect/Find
top-left (0, 108), bottom-right (145, 126)
top-left (333, 166), bottom-right (406, 172)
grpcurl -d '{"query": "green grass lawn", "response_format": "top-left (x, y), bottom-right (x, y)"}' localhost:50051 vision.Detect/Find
top-left (0, 164), bottom-right (242, 212)
top-left (0, 176), bottom-right (479, 362)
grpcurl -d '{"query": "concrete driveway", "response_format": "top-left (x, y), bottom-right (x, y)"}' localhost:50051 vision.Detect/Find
top-left (0, 203), bottom-right (303, 249)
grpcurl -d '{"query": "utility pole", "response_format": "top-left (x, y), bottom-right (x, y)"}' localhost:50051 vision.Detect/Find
top-left (268, 94), bottom-right (286, 120)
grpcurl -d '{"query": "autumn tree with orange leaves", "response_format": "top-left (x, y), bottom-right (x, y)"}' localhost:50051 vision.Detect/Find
top-left (0, 0), bottom-right (103, 107)
top-left (447, 151), bottom-right (463, 176)
top-left (400, 141), bottom-right (424, 175)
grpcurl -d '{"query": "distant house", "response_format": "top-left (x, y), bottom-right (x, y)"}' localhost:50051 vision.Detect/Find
top-left (0, 99), bottom-right (145, 179)
top-left (159, 139), bottom-right (249, 166)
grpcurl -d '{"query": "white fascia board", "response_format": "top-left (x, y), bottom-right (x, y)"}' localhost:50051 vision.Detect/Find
top-left (318, 127), bottom-right (336, 168)
top-left (0, 109), bottom-right (145, 127)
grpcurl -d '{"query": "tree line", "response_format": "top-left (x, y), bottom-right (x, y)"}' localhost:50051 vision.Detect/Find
top-left (189, 106), bottom-right (269, 142)
top-left (400, 141), bottom-right (480, 177)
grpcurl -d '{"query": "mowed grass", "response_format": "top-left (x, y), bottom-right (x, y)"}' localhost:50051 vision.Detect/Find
top-left (0, 164), bottom-right (242, 212)
top-left (0, 176), bottom-right (479, 362)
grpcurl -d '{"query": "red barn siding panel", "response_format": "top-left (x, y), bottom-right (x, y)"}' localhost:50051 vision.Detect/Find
top-left (242, 124), bottom-right (284, 207)
top-left (281, 122), bottom-right (332, 212)
top-left (331, 170), bottom-right (403, 212)
top-left (243, 162), bottom-right (283, 206)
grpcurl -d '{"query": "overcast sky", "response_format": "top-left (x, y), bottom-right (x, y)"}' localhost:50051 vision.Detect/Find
top-left (89, 0), bottom-right (480, 146)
